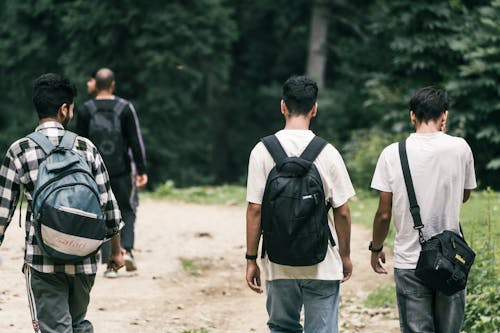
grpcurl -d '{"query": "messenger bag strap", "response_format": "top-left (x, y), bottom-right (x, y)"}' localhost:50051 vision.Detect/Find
top-left (398, 140), bottom-right (425, 244)
top-left (261, 135), bottom-right (288, 164)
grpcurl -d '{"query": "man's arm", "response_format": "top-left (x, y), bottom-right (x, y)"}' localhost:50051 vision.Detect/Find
top-left (246, 202), bottom-right (263, 293)
top-left (122, 103), bottom-right (147, 175)
top-left (333, 202), bottom-right (352, 282)
top-left (370, 191), bottom-right (392, 274)
top-left (463, 189), bottom-right (471, 203)
top-left (0, 149), bottom-right (21, 246)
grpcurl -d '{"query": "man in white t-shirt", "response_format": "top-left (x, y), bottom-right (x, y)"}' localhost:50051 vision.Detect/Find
top-left (246, 76), bottom-right (355, 333)
top-left (369, 87), bottom-right (477, 333)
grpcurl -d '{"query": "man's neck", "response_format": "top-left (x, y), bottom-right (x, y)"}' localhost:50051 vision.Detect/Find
top-left (95, 91), bottom-right (114, 100)
top-left (39, 117), bottom-right (60, 125)
top-left (415, 120), bottom-right (440, 134)
top-left (284, 115), bottom-right (310, 130)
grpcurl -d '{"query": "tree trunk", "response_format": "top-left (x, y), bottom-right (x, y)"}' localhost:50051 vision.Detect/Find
top-left (306, 0), bottom-right (329, 89)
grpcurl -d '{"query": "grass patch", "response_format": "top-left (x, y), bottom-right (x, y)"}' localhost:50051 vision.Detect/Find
top-left (182, 329), bottom-right (209, 333)
top-left (150, 180), bottom-right (246, 205)
top-left (364, 284), bottom-right (397, 308)
top-left (180, 257), bottom-right (211, 276)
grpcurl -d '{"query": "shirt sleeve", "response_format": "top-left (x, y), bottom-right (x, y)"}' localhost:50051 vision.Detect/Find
top-left (246, 144), bottom-right (267, 205)
top-left (122, 102), bottom-right (147, 175)
top-left (0, 149), bottom-right (21, 245)
top-left (464, 142), bottom-right (477, 190)
top-left (371, 147), bottom-right (392, 193)
top-left (326, 147), bottom-right (356, 208)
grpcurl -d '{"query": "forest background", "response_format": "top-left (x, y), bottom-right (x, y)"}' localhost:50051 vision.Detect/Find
top-left (0, 0), bottom-right (498, 190)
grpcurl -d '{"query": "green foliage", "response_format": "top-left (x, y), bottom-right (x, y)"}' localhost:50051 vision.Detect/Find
top-left (151, 180), bottom-right (246, 205)
top-left (461, 189), bottom-right (499, 332)
top-left (182, 329), bottom-right (209, 333)
top-left (364, 284), bottom-right (396, 309)
top-left (344, 129), bottom-right (406, 190)
top-left (0, 0), bottom-right (498, 190)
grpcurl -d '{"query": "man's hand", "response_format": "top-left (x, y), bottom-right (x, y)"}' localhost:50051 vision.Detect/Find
top-left (136, 174), bottom-right (148, 188)
top-left (341, 256), bottom-right (353, 283)
top-left (371, 251), bottom-right (387, 274)
top-left (108, 248), bottom-right (125, 271)
top-left (246, 260), bottom-right (263, 293)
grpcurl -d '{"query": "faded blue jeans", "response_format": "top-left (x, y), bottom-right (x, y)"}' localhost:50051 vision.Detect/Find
top-left (394, 268), bottom-right (465, 333)
top-left (265, 279), bottom-right (340, 333)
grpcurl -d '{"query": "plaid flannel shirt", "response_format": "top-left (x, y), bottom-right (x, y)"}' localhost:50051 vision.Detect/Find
top-left (0, 122), bottom-right (122, 275)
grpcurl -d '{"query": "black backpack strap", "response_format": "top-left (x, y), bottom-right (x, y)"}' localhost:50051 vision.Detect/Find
top-left (27, 132), bottom-right (56, 155)
top-left (85, 100), bottom-right (98, 114)
top-left (113, 99), bottom-right (128, 114)
top-left (261, 135), bottom-right (288, 164)
top-left (399, 140), bottom-right (425, 243)
top-left (300, 136), bottom-right (328, 162)
top-left (59, 131), bottom-right (78, 150)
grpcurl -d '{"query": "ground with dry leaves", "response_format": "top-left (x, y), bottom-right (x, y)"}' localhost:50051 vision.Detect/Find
top-left (0, 200), bottom-right (399, 332)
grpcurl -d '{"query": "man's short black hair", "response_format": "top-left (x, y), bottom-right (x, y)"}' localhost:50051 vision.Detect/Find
top-left (282, 76), bottom-right (318, 115)
top-left (95, 68), bottom-right (115, 91)
top-left (409, 87), bottom-right (449, 122)
top-left (33, 73), bottom-right (77, 119)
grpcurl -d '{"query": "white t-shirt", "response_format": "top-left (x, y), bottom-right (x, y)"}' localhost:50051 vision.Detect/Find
top-left (371, 132), bottom-right (477, 269)
top-left (246, 129), bottom-right (355, 281)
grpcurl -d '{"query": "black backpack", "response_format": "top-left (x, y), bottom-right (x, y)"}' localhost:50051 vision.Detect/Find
top-left (260, 135), bottom-right (335, 266)
top-left (85, 99), bottom-right (128, 176)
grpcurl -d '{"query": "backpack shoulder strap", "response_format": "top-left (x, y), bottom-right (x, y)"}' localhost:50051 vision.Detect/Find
top-left (300, 136), bottom-right (328, 162)
top-left (113, 98), bottom-right (128, 114)
top-left (27, 132), bottom-right (56, 155)
top-left (59, 131), bottom-right (78, 150)
top-left (84, 100), bottom-right (98, 114)
top-left (261, 135), bottom-right (288, 164)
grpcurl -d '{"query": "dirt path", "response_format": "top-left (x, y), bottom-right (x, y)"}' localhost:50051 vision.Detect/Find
top-left (0, 200), bottom-right (399, 332)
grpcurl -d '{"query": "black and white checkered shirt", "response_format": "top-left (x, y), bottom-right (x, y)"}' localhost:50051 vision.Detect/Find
top-left (0, 122), bottom-right (122, 275)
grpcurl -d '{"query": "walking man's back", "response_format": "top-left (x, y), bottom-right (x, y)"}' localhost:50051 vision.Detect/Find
top-left (369, 87), bottom-right (476, 332)
top-left (245, 76), bottom-right (355, 333)
top-left (76, 68), bottom-right (148, 277)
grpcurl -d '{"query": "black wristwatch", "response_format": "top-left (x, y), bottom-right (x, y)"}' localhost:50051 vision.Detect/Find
top-left (245, 253), bottom-right (258, 260)
top-left (369, 241), bottom-right (383, 253)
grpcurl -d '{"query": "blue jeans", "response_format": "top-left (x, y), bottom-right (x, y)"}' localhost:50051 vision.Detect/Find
top-left (394, 268), bottom-right (465, 333)
top-left (265, 279), bottom-right (340, 333)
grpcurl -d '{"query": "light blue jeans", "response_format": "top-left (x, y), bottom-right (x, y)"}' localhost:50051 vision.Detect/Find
top-left (265, 279), bottom-right (340, 333)
top-left (394, 268), bottom-right (465, 333)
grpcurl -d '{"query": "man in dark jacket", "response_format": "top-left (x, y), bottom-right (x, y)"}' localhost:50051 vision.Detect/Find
top-left (76, 68), bottom-right (148, 277)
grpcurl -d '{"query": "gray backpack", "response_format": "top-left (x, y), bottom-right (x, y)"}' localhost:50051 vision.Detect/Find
top-left (28, 131), bottom-right (108, 263)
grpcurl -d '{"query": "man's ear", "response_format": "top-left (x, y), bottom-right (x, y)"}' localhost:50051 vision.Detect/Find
top-left (281, 100), bottom-right (288, 116)
top-left (310, 102), bottom-right (318, 118)
top-left (58, 103), bottom-right (68, 118)
top-left (410, 110), bottom-right (417, 125)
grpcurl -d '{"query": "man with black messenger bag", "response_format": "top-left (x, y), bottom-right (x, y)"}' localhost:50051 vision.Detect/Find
top-left (369, 87), bottom-right (477, 333)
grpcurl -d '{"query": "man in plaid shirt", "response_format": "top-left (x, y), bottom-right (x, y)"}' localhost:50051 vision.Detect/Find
top-left (0, 73), bottom-right (124, 333)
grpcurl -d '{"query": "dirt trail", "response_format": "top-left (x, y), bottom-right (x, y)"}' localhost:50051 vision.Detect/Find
top-left (0, 200), bottom-right (399, 332)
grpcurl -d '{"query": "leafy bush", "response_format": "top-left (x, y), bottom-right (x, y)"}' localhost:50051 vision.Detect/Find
top-left (344, 129), bottom-right (406, 190)
top-left (461, 189), bottom-right (499, 332)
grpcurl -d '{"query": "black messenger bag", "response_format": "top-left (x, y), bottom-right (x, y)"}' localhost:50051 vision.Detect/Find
top-left (399, 140), bottom-right (475, 296)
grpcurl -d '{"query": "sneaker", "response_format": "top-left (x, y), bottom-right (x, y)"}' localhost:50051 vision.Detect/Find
top-left (124, 251), bottom-right (137, 272)
top-left (103, 268), bottom-right (118, 278)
